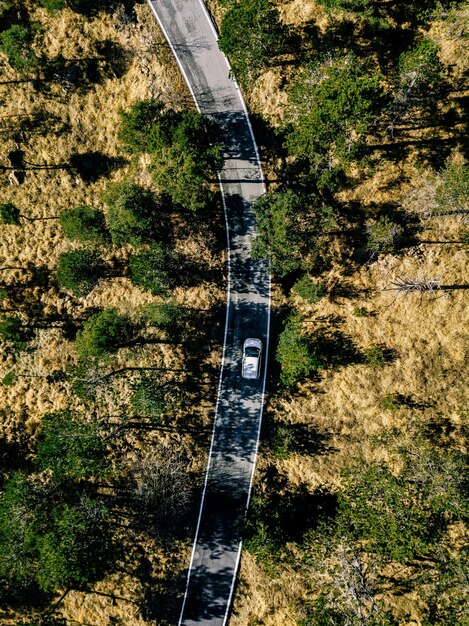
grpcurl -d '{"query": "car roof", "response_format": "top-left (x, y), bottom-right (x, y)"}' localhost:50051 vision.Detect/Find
top-left (243, 338), bottom-right (262, 349)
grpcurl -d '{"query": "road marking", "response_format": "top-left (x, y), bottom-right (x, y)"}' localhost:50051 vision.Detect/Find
top-left (146, 2), bottom-right (271, 624)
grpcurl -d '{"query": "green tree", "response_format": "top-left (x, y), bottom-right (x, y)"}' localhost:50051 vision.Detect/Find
top-left (0, 25), bottom-right (41, 73)
top-left (0, 202), bottom-right (58, 224)
top-left (338, 448), bottom-right (469, 563)
top-left (219, 0), bottom-right (288, 86)
top-left (104, 182), bottom-right (161, 245)
top-left (37, 410), bottom-right (108, 480)
top-left (0, 472), bottom-right (45, 587)
top-left (59, 205), bottom-right (108, 243)
top-left (119, 99), bottom-right (168, 154)
top-left (75, 308), bottom-right (136, 360)
top-left (253, 190), bottom-right (333, 276)
top-left (128, 246), bottom-right (175, 296)
top-left (39, 0), bottom-right (66, 12)
top-left (366, 216), bottom-right (404, 255)
top-left (252, 190), bottom-right (306, 277)
top-left (287, 56), bottom-right (386, 182)
top-left (36, 497), bottom-right (112, 592)
top-left (119, 101), bottom-right (223, 211)
top-left (150, 144), bottom-right (213, 212)
top-left (57, 249), bottom-right (106, 296)
top-left (142, 301), bottom-right (186, 341)
top-left (398, 38), bottom-right (444, 95)
top-left (292, 275), bottom-right (326, 303)
top-left (276, 315), bottom-right (322, 387)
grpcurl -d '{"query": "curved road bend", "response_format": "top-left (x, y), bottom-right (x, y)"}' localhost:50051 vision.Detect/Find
top-left (146, 1), bottom-right (270, 624)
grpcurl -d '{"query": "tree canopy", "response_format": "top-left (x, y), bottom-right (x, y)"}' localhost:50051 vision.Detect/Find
top-left (59, 205), bottom-right (108, 243)
top-left (0, 25), bottom-right (41, 73)
top-left (253, 190), bottom-right (333, 276)
top-left (276, 315), bottom-right (322, 387)
top-left (128, 246), bottom-right (175, 296)
top-left (104, 182), bottom-right (161, 246)
top-left (286, 56), bottom-right (386, 183)
top-left (119, 100), bottom-right (223, 211)
top-left (37, 410), bottom-right (108, 480)
top-left (219, 0), bottom-right (288, 86)
top-left (57, 249), bottom-right (106, 296)
top-left (76, 308), bottom-right (136, 360)
top-left (0, 472), bottom-right (113, 593)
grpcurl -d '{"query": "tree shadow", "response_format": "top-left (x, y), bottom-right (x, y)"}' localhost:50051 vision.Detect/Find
top-left (42, 43), bottom-right (131, 92)
top-left (66, 0), bottom-right (142, 19)
top-left (243, 466), bottom-right (338, 554)
top-left (69, 152), bottom-right (128, 183)
top-left (313, 329), bottom-right (363, 367)
top-left (263, 419), bottom-right (335, 459)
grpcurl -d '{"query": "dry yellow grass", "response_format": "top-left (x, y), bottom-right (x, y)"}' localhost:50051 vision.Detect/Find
top-left (0, 3), bottom-right (223, 624)
top-left (229, 3), bottom-right (469, 624)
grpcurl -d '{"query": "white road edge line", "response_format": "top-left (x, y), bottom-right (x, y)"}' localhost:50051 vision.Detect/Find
top-left (146, 2), bottom-right (271, 624)
top-left (177, 175), bottom-right (232, 626)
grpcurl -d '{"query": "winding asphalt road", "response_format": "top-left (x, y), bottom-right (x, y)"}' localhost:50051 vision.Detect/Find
top-left (146, 1), bottom-right (270, 624)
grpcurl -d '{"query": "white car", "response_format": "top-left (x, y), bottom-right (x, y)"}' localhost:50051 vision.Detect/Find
top-left (242, 338), bottom-right (262, 380)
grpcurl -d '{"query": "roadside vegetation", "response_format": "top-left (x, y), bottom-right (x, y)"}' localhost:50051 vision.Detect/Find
top-left (1, 0), bottom-right (467, 625)
top-left (0, 1), bottom-right (225, 624)
top-left (214, 0), bottom-right (469, 624)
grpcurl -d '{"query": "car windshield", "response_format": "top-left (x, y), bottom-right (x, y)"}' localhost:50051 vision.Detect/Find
top-left (245, 347), bottom-right (259, 357)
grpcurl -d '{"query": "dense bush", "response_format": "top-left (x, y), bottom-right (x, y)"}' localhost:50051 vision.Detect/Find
top-left (0, 25), bottom-right (42, 73)
top-left (76, 308), bottom-right (136, 360)
top-left (59, 205), bottom-right (108, 243)
top-left (276, 315), bottom-right (322, 387)
top-left (104, 182), bottom-right (161, 245)
top-left (219, 0), bottom-right (288, 86)
top-left (57, 249), bottom-right (106, 296)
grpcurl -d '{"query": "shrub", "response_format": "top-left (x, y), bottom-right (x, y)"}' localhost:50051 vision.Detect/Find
top-left (292, 275), bottom-right (326, 303)
top-left (352, 306), bottom-right (370, 317)
top-left (76, 308), bottom-right (135, 360)
top-left (276, 315), bottom-right (322, 387)
top-left (435, 163), bottom-right (469, 213)
top-left (363, 345), bottom-right (387, 367)
top-left (2, 370), bottom-right (16, 385)
top-left (382, 393), bottom-right (401, 411)
top-left (59, 205), bottom-right (108, 243)
top-left (0, 25), bottom-right (41, 73)
top-left (130, 376), bottom-right (174, 418)
top-left (129, 246), bottom-right (174, 295)
top-left (57, 249), bottom-right (106, 296)
top-left (104, 182), bottom-right (159, 245)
